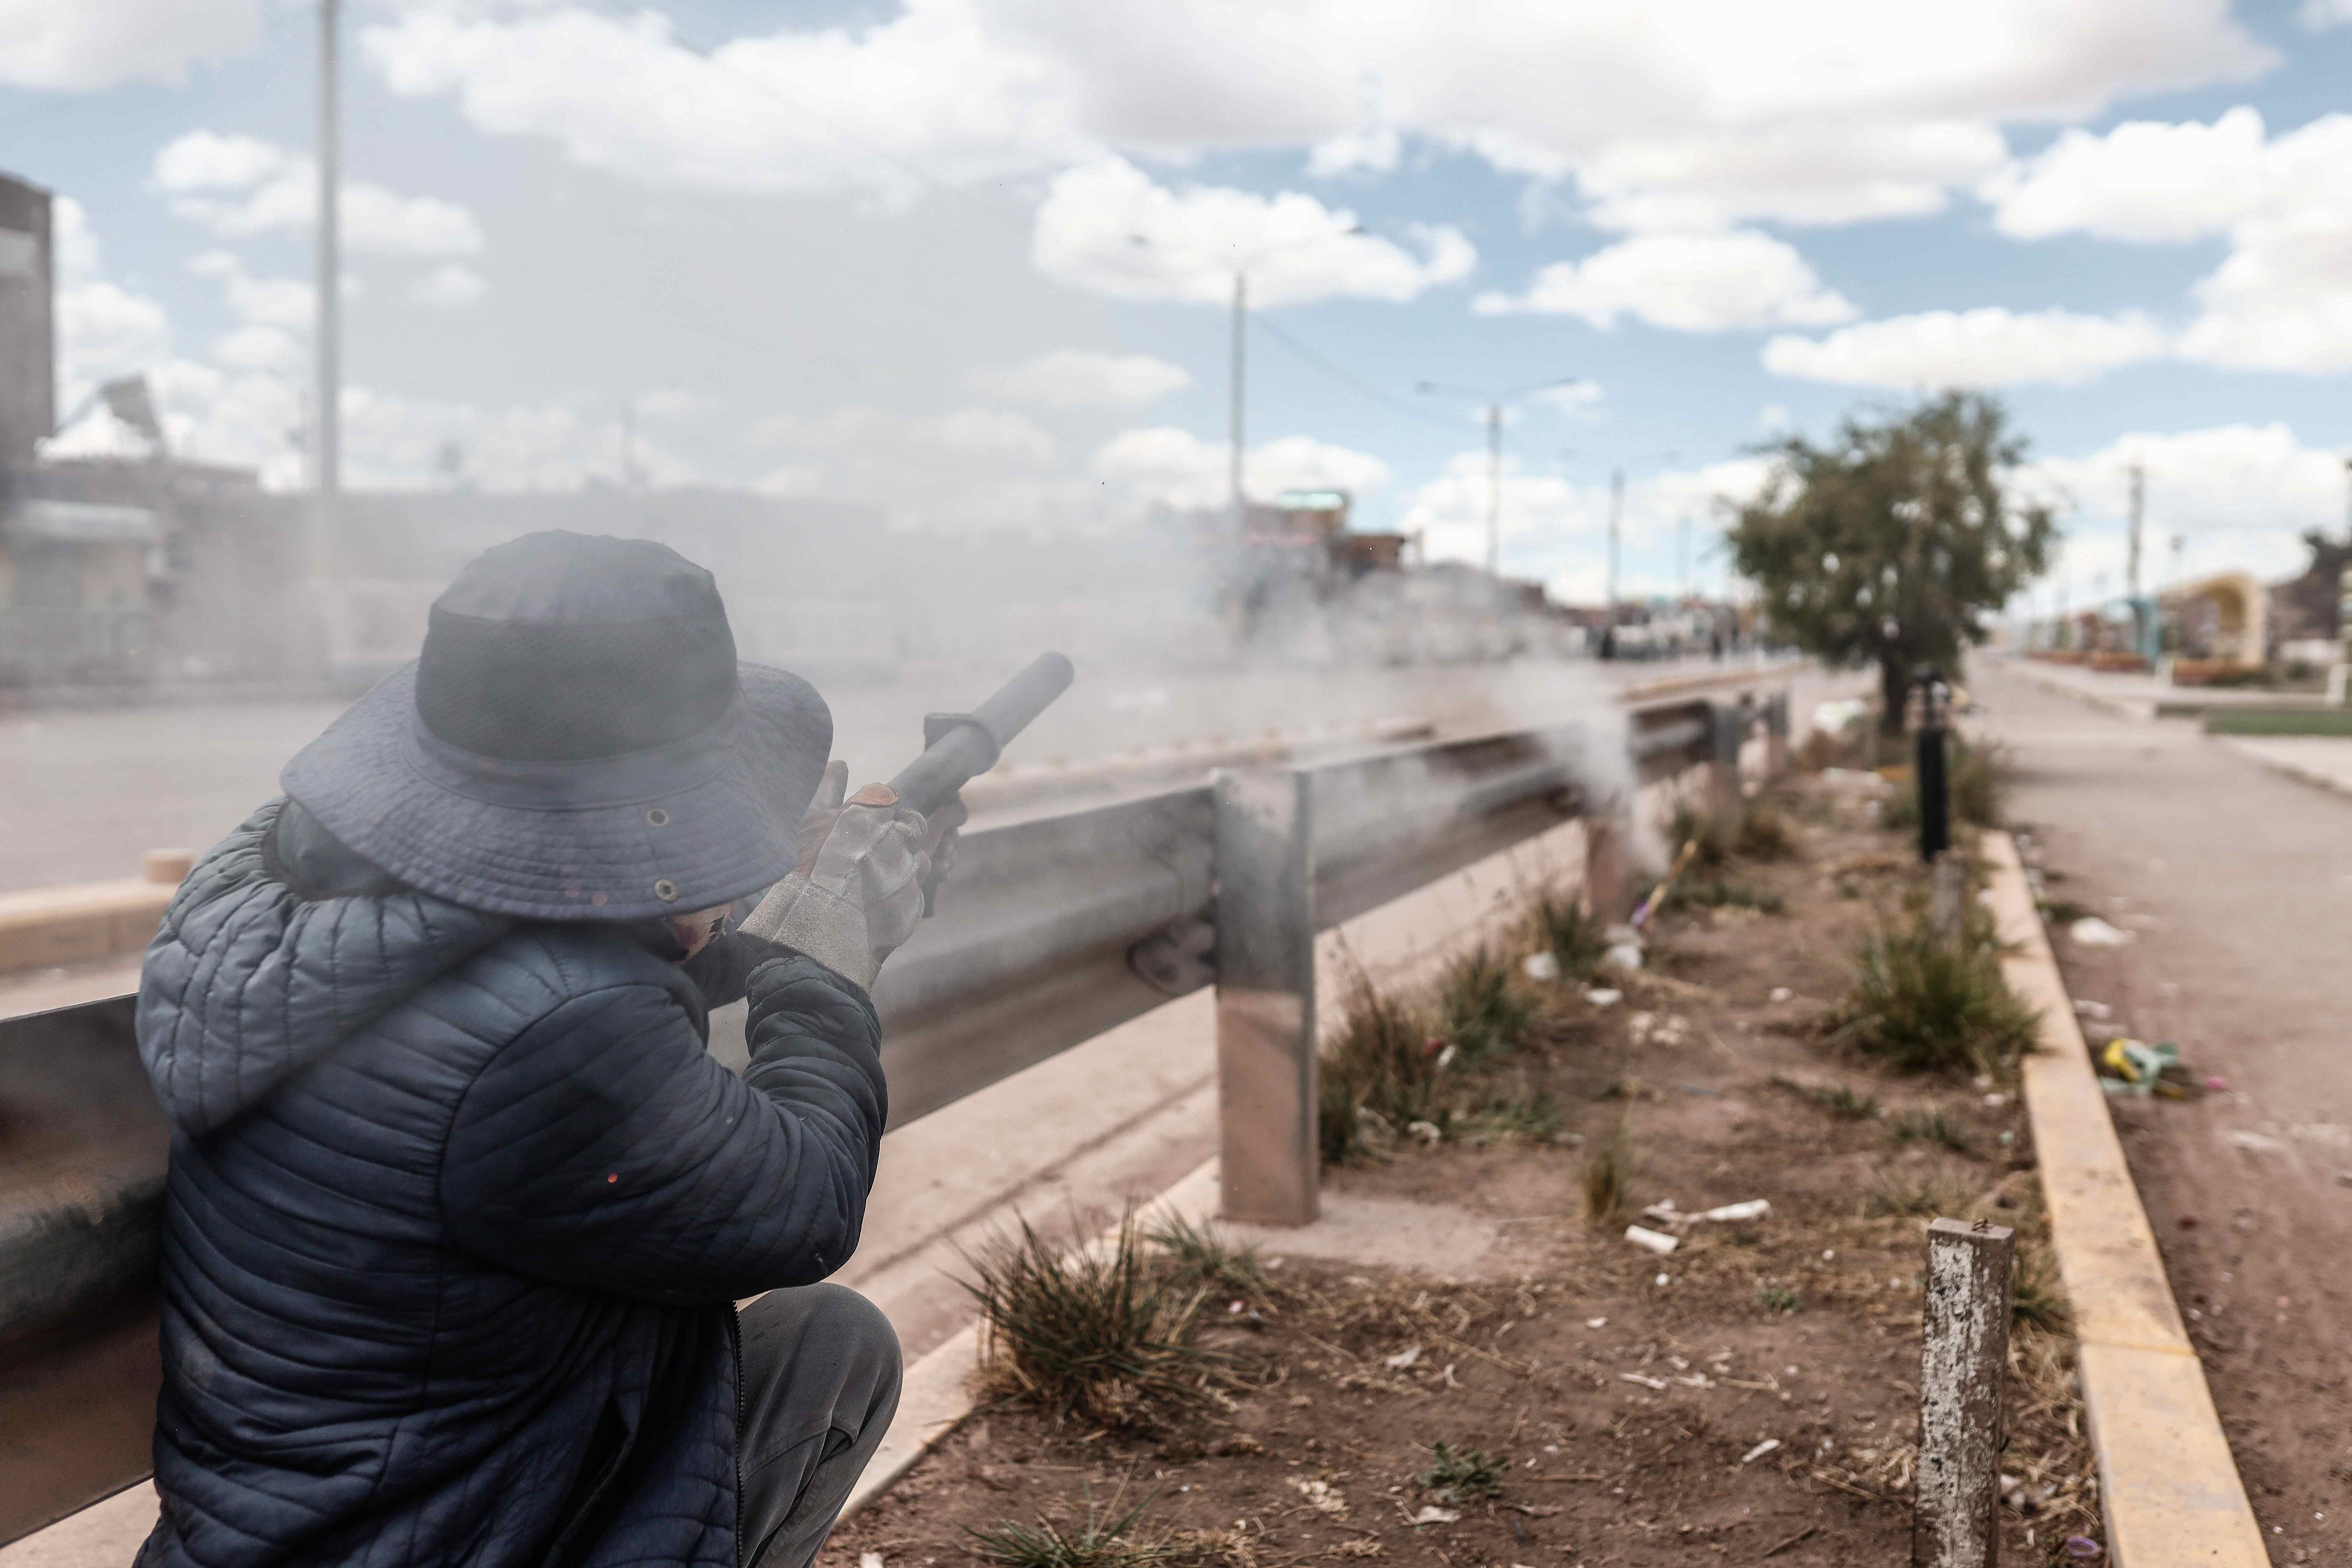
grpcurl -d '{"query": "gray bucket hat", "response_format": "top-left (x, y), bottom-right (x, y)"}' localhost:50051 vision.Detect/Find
top-left (282, 531), bottom-right (831, 921)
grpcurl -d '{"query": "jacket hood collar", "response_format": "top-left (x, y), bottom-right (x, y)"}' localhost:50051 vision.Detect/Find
top-left (136, 799), bottom-right (514, 1135)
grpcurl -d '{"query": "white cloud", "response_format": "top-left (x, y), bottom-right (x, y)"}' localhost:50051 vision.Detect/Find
top-left (2019, 424), bottom-right (2349, 587)
top-left (153, 131), bottom-right (486, 255)
top-left (1576, 119), bottom-right (2010, 231)
top-left (1474, 231), bottom-right (1855, 332)
top-left (1398, 451), bottom-right (1773, 592)
top-left (1981, 108), bottom-right (2352, 373)
top-left (0, 0), bottom-right (264, 90)
top-left (52, 197), bottom-right (103, 286)
top-left (967, 349), bottom-right (1191, 408)
top-left (354, 0), bottom-right (2269, 237)
top-left (1987, 107), bottom-right (2280, 241)
top-left (152, 129), bottom-right (286, 192)
top-left (1529, 380), bottom-right (1605, 417)
top-left (1762, 307), bottom-right (2171, 387)
top-left (1091, 427), bottom-right (1389, 512)
top-left (362, 0), bottom-right (1084, 203)
top-left (188, 250), bottom-right (318, 330)
top-left (212, 324), bottom-right (303, 372)
top-left (410, 262), bottom-right (487, 308)
top-left (1033, 158), bottom-right (1474, 306)
top-left (750, 402), bottom-right (1089, 528)
top-left (2302, 0), bottom-right (2352, 30)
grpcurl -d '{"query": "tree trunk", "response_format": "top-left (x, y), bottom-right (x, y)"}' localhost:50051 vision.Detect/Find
top-left (1879, 657), bottom-right (1909, 738)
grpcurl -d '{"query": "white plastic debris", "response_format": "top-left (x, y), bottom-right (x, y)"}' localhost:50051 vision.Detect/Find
top-left (1384, 1345), bottom-right (1423, 1370)
top-left (1601, 943), bottom-right (1645, 973)
top-left (1522, 951), bottom-right (1562, 982)
top-left (1625, 1224), bottom-right (1680, 1255)
top-left (1584, 987), bottom-right (1623, 1008)
top-left (860, 1555), bottom-right (885, 1568)
top-left (1406, 1119), bottom-right (1443, 1146)
top-left (1985, 1093), bottom-right (2008, 1108)
top-left (1741, 1439), bottom-right (1782, 1465)
top-left (1620, 1372), bottom-right (1669, 1391)
top-left (1696, 1199), bottom-right (1770, 1223)
top-left (1293, 1478), bottom-right (1349, 1516)
top-left (2070, 917), bottom-right (2135, 947)
top-left (1641, 1199), bottom-right (1684, 1224)
top-left (1768, 986), bottom-right (1793, 1003)
top-left (1411, 1506), bottom-right (1460, 1525)
top-left (1584, 1317), bottom-right (1608, 1329)
top-left (2073, 998), bottom-right (2115, 1020)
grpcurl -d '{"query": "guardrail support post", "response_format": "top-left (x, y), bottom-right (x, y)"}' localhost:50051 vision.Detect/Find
top-left (1763, 692), bottom-right (1790, 779)
top-left (1212, 768), bottom-right (1318, 1226)
top-left (1582, 807), bottom-right (1632, 923)
top-left (1913, 1217), bottom-right (2014, 1568)
top-left (1707, 700), bottom-right (1745, 820)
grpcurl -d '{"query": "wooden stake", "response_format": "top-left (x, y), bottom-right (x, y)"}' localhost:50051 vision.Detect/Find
top-left (1914, 1217), bottom-right (2015, 1568)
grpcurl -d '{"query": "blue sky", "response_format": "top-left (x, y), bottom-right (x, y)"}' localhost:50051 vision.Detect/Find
top-left (13, 0), bottom-right (2352, 608)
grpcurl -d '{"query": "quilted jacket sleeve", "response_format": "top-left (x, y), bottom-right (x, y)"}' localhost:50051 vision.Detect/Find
top-left (440, 950), bottom-right (887, 1304)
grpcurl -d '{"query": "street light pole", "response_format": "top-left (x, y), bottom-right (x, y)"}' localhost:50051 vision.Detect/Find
top-left (1229, 270), bottom-right (1246, 520)
top-left (1605, 465), bottom-right (1624, 618)
top-left (1483, 400), bottom-right (1502, 578)
top-left (316, 0), bottom-right (340, 503)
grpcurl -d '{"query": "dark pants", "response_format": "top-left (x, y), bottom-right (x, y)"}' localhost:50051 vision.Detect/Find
top-left (737, 1284), bottom-right (903, 1568)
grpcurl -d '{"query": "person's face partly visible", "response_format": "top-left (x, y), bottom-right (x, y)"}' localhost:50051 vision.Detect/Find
top-left (668, 904), bottom-right (732, 962)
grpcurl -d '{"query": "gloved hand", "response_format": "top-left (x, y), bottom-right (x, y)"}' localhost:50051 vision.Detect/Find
top-left (737, 762), bottom-right (964, 989)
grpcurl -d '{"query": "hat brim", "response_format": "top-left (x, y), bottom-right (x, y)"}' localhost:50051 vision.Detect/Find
top-left (281, 663), bottom-right (831, 921)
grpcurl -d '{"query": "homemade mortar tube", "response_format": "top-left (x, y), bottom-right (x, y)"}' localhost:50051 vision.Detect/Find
top-left (887, 651), bottom-right (1075, 816)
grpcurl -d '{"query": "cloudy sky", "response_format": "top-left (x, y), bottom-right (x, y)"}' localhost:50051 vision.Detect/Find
top-left (13, 0), bottom-right (2352, 606)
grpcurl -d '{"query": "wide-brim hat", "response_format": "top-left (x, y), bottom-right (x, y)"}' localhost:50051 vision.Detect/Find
top-left (282, 532), bottom-right (831, 922)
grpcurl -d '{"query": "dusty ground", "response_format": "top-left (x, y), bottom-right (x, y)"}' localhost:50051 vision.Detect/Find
top-left (821, 771), bottom-right (2096, 1568)
top-left (1972, 660), bottom-right (2352, 1568)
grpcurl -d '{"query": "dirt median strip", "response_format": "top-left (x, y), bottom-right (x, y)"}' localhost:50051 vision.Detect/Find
top-left (1982, 830), bottom-right (2268, 1567)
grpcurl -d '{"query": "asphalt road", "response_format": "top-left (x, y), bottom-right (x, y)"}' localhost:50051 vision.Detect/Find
top-left (0, 651), bottom-right (1763, 891)
top-left (1970, 658), bottom-right (2352, 1558)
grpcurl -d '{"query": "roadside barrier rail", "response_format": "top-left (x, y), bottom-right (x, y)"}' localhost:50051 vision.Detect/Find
top-left (0, 681), bottom-right (1790, 1547)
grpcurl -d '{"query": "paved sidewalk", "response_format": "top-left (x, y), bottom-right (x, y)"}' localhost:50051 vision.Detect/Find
top-left (1993, 652), bottom-right (2337, 721)
top-left (1970, 660), bottom-right (2352, 1555)
top-left (2219, 735), bottom-right (2352, 801)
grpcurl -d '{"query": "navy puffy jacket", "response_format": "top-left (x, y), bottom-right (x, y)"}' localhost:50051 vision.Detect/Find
top-left (132, 799), bottom-right (888, 1568)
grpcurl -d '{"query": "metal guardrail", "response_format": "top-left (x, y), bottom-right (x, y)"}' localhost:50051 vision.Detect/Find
top-left (0, 682), bottom-right (1789, 1546)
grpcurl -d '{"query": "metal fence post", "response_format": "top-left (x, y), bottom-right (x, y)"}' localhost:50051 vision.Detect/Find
top-left (1914, 1217), bottom-right (2015, 1568)
top-left (1211, 768), bottom-right (1318, 1226)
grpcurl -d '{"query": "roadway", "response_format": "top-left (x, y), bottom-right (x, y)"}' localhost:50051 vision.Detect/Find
top-left (0, 651), bottom-right (1768, 892)
top-left (1969, 657), bottom-right (2352, 1546)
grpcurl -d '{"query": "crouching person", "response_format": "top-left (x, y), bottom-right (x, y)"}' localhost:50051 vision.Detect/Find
top-left (133, 532), bottom-right (957, 1568)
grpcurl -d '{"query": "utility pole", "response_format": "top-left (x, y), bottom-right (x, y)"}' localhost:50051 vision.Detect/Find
top-left (1228, 270), bottom-right (1246, 520)
top-left (1483, 400), bottom-right (1502, 578)
top-left (315, 0), bottom-right (340, 503)
top-left (2126, 462), bottom-right (2144, 602)
top-left (1605, 465), bottom-right (1624, 622)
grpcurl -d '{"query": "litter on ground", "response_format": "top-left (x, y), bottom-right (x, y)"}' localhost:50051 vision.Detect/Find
top-left (1624, 1224), bottom-right (1679, 1255)
top-left (2069, 916), bottom-right (2135, 947)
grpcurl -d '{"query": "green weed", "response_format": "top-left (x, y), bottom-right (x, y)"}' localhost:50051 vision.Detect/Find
top-left (1417, 1441), bottom-right (1507, 1503)
top-left (968, 1488), bottom-right (1179, 1568)
top-left (1837, 913), bottom-right (2039, 1074)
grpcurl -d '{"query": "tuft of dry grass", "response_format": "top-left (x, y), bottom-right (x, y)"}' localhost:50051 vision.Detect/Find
top-left (1522, 880), bottom-right (1607, 982)
top-left (1581, 1124), bottom-right (1631, 1225)
top-left (1318, 964), bottom-right (1442, 1165)
top-left (1145, 1212), bottom-right (1268, 1301)
top-left (960, 1210), bottom-right (1209, 1429)
top-left (1836, 911), bottom-right (2039, 1074)
top-left (1433, 943), bottom-right (1534, 1064)
top-left (968, 1488), bottom-right (1180, 1568)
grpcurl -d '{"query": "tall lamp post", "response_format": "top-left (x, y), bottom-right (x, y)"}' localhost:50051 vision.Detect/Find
top-left (1414, 377), bottom-right (1587, 578)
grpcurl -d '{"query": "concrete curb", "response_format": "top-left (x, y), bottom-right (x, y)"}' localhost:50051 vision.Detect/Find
top-left (2216, 737), bottom-right (2352, 803)
top-left (1981, 832), bottom-right (2267, 1567)
top-left (838, 1158), bottom-right (1223, 1522)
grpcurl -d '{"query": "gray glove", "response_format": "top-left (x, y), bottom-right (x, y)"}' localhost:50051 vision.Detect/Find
top-left (738, 763), bottom-right (960, 990)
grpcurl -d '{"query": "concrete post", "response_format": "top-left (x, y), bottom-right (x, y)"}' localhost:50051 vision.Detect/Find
top-left (1914, 1217), bottom-right (2015, 1568)
top-left (1211, 768), bottom-right (1318, 1226)
top-left (1582, 808), bottom-right (1633, 923)
top-left (1762, 691), bottom-right (1790, 779)
top-left (1707, 700), bottom-right (1745, 821)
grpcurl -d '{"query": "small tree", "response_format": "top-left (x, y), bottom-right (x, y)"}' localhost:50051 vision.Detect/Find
top-left (1729, 392), bottom-right (2057, 736)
